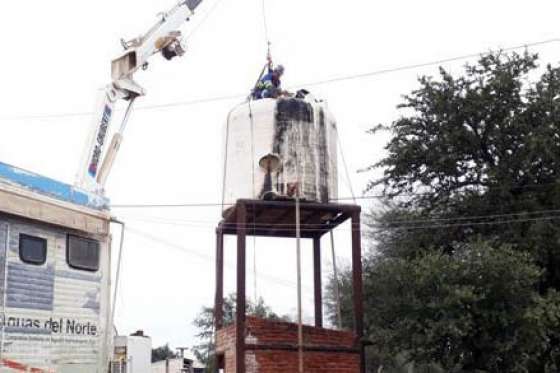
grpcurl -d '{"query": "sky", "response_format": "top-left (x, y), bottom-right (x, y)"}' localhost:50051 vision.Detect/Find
top-left (1, 0), bottom-right (560, 350)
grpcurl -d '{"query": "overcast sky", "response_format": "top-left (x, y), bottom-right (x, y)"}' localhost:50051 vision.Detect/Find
top-left (1, 0), bottom-right (560, 350)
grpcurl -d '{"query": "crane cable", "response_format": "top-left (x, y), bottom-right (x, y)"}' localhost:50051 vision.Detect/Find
top-left (262, 0), bottom-right (272, 60)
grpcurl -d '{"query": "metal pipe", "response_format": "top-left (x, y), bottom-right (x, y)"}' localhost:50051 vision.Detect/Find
top-left (236, 203), bottom-right (247, 373)
top-left (109, 219), bottom-right (126, 342)
top-left (97, 97), bottom-right (137, 187)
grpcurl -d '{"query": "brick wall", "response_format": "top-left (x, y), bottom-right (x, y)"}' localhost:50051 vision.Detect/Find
top-left (216, 317), bottom-right (360, 373)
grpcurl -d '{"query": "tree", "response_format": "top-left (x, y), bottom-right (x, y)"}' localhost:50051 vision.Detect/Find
top-left (329, 243), bottom-right (560, 372)
top-left (152, 344), bottom-right (177, 363)
top-left (326, 51), bottom-right (560, 372)
top-left (366, 51), bottom-right (560, 289)
top-left (192, 294), bottom-right (288, 372)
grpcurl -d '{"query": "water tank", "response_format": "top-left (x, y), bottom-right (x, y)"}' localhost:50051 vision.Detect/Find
top-left (222, 95), bottom-right (338, 211)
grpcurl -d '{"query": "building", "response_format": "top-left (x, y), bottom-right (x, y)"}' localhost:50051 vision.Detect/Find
top-left (151, 354), bottom-right (205, 373)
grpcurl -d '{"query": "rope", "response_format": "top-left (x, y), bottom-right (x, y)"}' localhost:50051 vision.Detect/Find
top-left (295, 146), bottom-right (304, 373)
top-left (248, 100), bottom-right (259, 303)
top-left (330, 231), bottom-right (343, 329)
top-left (4, 37), bottom-right (560, 122)
top-left (262, 0), bottom-right (271, 54)
top-left (220, 107), bottom-right (235, 209)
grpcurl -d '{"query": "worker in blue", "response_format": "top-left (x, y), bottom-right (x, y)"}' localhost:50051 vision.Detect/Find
top-left (253, 64), bottom-right (285, 100)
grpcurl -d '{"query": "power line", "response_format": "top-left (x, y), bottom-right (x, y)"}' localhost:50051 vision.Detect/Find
top-left (128, 207), bottom-right (560, 227)
top-left (126, 225), bottom-right (317, 295)
top-left (294, 38), bottom-right (560, 88)
top-left (112, 202), bottom-right (233, 208)
top-left (2, 37), bottom-right (559, 121)
top-left (120, 211), bottom-right (560, 232)
top-left (110, 180), bottom-right (560, 209)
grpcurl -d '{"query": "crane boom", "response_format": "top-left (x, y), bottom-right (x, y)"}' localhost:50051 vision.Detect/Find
top-left (76, 0), bottom-right (203, 193)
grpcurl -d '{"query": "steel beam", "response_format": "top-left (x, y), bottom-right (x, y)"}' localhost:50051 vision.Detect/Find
top-left (351, 210), bottom-right (365, 373)
top-left (313, 237), bottom-right (323, 328)
top-left (215, 228), bottom-right (224, 330)
top-left (236, 203), bottom-right (247, 373)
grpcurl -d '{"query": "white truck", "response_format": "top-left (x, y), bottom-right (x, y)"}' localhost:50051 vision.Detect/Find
top-left (0, 0), bottom-right (203, 371)
top-left (0, 161), bottom-right (112, 372)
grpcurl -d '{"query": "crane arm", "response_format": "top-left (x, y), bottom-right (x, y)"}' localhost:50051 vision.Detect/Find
top-left (76, 0), bottom-right (203, 192)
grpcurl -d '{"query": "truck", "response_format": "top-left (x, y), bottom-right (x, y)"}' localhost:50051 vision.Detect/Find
top-left (0, 161), bottom-right (112, 372)
top-left (0, 0), bottom-right (204, 371)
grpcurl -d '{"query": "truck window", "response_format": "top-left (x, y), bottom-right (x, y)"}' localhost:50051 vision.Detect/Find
top-left (19, 234), bottom-right (47, 265)
top-left (67, 235), bottom-right (100, 271)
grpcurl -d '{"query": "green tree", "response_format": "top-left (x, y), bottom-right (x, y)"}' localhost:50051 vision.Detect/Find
top-left (327, 51), bottom-right (560, 372)
top-left (367, 51), bottom-right (560, 288)
top-left (192, 294), bottom-right (288, 372)
top-left (329, 243), bottom-right (560, 372)
top-left (152, 343), bottom-right (177, 363)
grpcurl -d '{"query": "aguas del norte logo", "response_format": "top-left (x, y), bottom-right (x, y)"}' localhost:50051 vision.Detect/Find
top-left (88, 105), bottom-right (113, 177)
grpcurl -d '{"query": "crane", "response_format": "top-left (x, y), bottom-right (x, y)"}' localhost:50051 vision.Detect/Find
top-left (76, 0), bottom-right (203, 193)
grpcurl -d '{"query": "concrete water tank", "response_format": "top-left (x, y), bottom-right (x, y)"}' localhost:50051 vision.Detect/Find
top-left (222, 95), bottom-right (338, 210)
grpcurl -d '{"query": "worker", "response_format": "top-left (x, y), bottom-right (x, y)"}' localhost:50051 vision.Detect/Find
top-left (253, 64), bottom-right (285, 99)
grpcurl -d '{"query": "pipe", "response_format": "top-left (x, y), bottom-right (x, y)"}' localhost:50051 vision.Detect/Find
top-left (109, 218), bottom-right (126, 341)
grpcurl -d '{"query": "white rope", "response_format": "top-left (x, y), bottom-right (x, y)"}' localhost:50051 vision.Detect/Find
top-left (248, 100), bottom-right (259, 303)
top-left (295, 149), bottom-right (304, 373)
top-left (262, 0), bottom-right (271, 53)
top-left (330, 231), bottom-right (343, 329)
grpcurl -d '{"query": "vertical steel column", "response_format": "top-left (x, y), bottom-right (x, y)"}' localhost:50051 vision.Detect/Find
top-left (351, 209), bottom-right (365, 373)
top-left (313, 237), bottom-right (323, 328)
top-left (215, 228), bottom-right (224, 330)
top-left (236, 203), bottom-right (247, 373)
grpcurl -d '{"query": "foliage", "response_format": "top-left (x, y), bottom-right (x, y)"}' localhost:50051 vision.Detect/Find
top-left (192, 294), bottom-right (288, 372)
top-left (326, 51), bottom-right (560, 372)
top-left (367, 51), bottom-right (560, 288)
top-left (151, 343), bottom-right (177, 363)
top-left (330, 244), bottom-right (560, 372)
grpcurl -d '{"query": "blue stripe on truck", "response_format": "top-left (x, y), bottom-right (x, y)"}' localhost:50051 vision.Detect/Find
top-left (0, 162), bottom-right (109, 210)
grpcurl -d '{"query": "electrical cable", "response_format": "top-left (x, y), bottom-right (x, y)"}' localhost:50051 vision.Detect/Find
top-left (293, 38), bottom-right (560, 88)
top-left (117, 206), bottom-right (560, 226)
top-left (110, 180), bottom-right (560, 208)
top-left (126, 225), bottom-right (316, 294)
top-left (120, 213), bottom-right (560, 232)
top-left (116, 206), bottom-right (560, 226)
top-left (2, 38), bottom-right (559, 121)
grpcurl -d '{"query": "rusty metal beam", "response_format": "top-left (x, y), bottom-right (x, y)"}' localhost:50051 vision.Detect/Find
top-left (351, 209), bottom-right (365, 373)
top-left (236, 202), bottom-right (247, 373)
top-left (215, 228), bottom-right (224, 330)
top-left (313, 237), bottom-right (323, 328)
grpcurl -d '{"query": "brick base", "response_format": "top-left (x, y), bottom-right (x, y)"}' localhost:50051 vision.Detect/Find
top-left (216, 317), bottom-right (361, 373)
